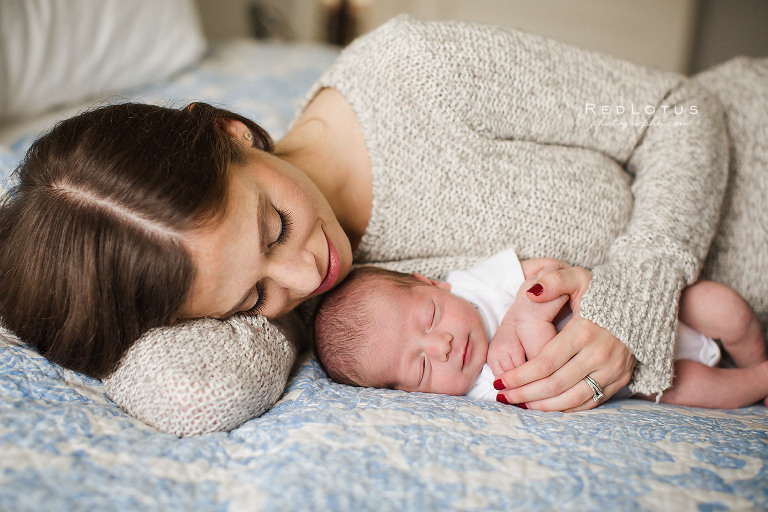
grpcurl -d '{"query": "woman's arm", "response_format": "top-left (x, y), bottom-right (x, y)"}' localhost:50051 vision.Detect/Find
top-left (495, 85), bottom-right (727, 407)
top-left (404, 18), bottom-right (728, 405)
top-left (577, 81), bottom-right (728, 396)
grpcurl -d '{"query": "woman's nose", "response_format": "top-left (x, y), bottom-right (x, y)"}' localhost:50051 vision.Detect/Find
top-left (265, 248), bottom-right (320, 298)
top-left (426, 331), bottom-right (453, 362)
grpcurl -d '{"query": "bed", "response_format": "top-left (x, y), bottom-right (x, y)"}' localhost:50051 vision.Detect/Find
top-left (1, 2), bottom-right (767, 511)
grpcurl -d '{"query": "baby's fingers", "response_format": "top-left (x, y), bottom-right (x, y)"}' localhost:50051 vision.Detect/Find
top-left (487, 340), bottom-right (524, 376)
top-left (487, 348), bottom-right (512, 376)
top-left (488, 334), bottom-right (525, 376)
top-left (499, 354), bottom-right (519, 374)
top-left (494, 325), bottom-right (581, 392)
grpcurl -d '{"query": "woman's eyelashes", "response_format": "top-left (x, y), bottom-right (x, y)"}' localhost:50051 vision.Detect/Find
top-left (269, 207), bottom-right (292, 248)
top-left (244, 282), bottom-right (266, 316)
top-left (241, 207), bottom-right (291, 317)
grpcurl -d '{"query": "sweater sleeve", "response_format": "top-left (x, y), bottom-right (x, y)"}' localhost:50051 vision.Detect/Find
top-left (579, 84), bottom-right (728, 394)
top-left (402, 17), bottom-right (728, 393)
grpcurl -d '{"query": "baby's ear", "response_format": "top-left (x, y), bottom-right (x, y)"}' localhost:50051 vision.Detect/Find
top-left (411, 273), bottom-right (451, 290)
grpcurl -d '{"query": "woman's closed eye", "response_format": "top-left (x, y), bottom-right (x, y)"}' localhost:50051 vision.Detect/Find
top-left (244, 206), bottom-right (293, 315)
top-left (243, 207), bottom-right (291, 316)
top-left (269, 207), bottom-right (292, 248)
top-left (243, 282), bottom-right (266, 316)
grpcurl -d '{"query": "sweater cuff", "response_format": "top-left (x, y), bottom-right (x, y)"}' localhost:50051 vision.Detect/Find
top-left (578, 259), bottom-right (685, 395)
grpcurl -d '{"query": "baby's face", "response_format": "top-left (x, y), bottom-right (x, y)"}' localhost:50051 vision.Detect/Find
top-left (360, 276), bottom-right (488, 395)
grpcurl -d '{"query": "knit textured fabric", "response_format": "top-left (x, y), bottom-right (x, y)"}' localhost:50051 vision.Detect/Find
top-left (304, 15), bottom-right (727, 396)
top-left (694, 57), bottom-right (768, 333)
top-left (103, 315), bottom-right (298, 437)
top-left (104, 16), bottom-right (767, 434)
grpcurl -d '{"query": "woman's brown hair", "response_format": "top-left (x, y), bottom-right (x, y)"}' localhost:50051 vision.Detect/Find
top-left (0, 102), bottom-right (272, 378)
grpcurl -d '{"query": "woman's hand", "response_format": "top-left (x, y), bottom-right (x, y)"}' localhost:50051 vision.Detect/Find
top-left (493, 266), bottom-right (637, 411)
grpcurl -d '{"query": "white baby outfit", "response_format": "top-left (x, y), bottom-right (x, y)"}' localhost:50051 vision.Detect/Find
top-left (446, 248), bottom-right (721, 402)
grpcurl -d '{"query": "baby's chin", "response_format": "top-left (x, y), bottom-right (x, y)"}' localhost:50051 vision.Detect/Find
top-left (449, 366), bottom-right (485, 396)
top-left (432, 372), bottom-right (479, 396)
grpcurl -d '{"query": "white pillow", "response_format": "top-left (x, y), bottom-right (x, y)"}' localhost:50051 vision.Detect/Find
top-left (0, 0), bottom-right (207, 122)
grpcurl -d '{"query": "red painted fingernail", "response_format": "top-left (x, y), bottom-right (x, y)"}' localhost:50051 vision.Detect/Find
top-left (516, 403), bottom-right (528, 410)
top-left (527, 284), bottom-right (544, 296)
top-left (493, 379), bottom-right (505, 390)
top-left (496, 393), bottom-right (509, 404)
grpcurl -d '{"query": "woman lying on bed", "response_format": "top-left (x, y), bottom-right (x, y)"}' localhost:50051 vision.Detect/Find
top-left (1, 15), bottom-right (765, 434)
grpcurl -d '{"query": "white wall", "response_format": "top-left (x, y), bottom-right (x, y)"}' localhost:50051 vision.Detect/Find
top-left (194, 0), bottom-right (324, 41)
top-left (194, 0), bottom-right (768, 74)
top-left (356, 0), bottom-right (698, 73)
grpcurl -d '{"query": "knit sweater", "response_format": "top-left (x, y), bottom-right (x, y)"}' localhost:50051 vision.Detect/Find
top-left (302, 15), bottom-right (727, 395)
top-left (694, 57), bottom-right (768, 331)
top-left (106, 16), bottom-right (768, 436)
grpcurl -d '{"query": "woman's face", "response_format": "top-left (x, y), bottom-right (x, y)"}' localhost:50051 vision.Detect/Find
top-left (180, 121), bottom-right (352, 320)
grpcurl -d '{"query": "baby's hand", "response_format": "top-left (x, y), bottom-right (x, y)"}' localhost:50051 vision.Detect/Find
top-left (487, 320), bottom-right (526, 376)
top-left (488, 278), bottom-right (569, 376)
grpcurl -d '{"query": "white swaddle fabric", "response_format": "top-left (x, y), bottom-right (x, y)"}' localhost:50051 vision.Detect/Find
top-left (675, 322), bottom-right (721, 367)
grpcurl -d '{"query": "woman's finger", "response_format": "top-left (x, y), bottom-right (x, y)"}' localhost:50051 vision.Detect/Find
top-left (494, 317), bottom-right (588, 391)
top-left (527, 371), bottom-right (622, 412)
top-left (495, 338), bottom-right (598, 405)
top-left (524, 375), bottom-right (595, 412)
top-left (495, 316), bottom-right (636, 406)
top-left (526, 266), bottom-right (592, 310)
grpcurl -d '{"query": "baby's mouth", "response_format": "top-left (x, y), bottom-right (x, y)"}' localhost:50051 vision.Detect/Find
top-left (461, 336), bottom-right (471, 369)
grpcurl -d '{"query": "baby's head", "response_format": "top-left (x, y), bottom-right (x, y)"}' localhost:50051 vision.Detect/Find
top-left (314, 266), bottom-right (488, 395)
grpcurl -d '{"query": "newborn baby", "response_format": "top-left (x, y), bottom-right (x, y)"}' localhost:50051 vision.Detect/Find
top-left (314, 248), bottom-right (767, 409)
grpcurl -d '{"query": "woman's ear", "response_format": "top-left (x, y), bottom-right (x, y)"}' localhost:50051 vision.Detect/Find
top-left (411, 273), bottom-right (451, 290)
top-left (216, 118), bottom-right (251, 143)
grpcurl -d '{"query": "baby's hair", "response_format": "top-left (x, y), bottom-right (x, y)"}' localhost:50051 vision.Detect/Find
top-left (313, 266), bottom-right (421, 387)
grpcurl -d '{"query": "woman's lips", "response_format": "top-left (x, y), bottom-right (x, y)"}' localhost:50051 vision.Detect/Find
top-left (311, 231), bottom-right (341, 296)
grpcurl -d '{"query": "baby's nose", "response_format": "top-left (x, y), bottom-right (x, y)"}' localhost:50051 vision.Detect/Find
top-left (427, 331), bottom-right (453, 362)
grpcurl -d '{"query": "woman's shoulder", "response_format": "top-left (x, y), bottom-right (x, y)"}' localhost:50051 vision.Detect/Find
top-left (360, 14), bottom-right (685, 85)
top-left (280, 88), bottom-right (372, 248)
